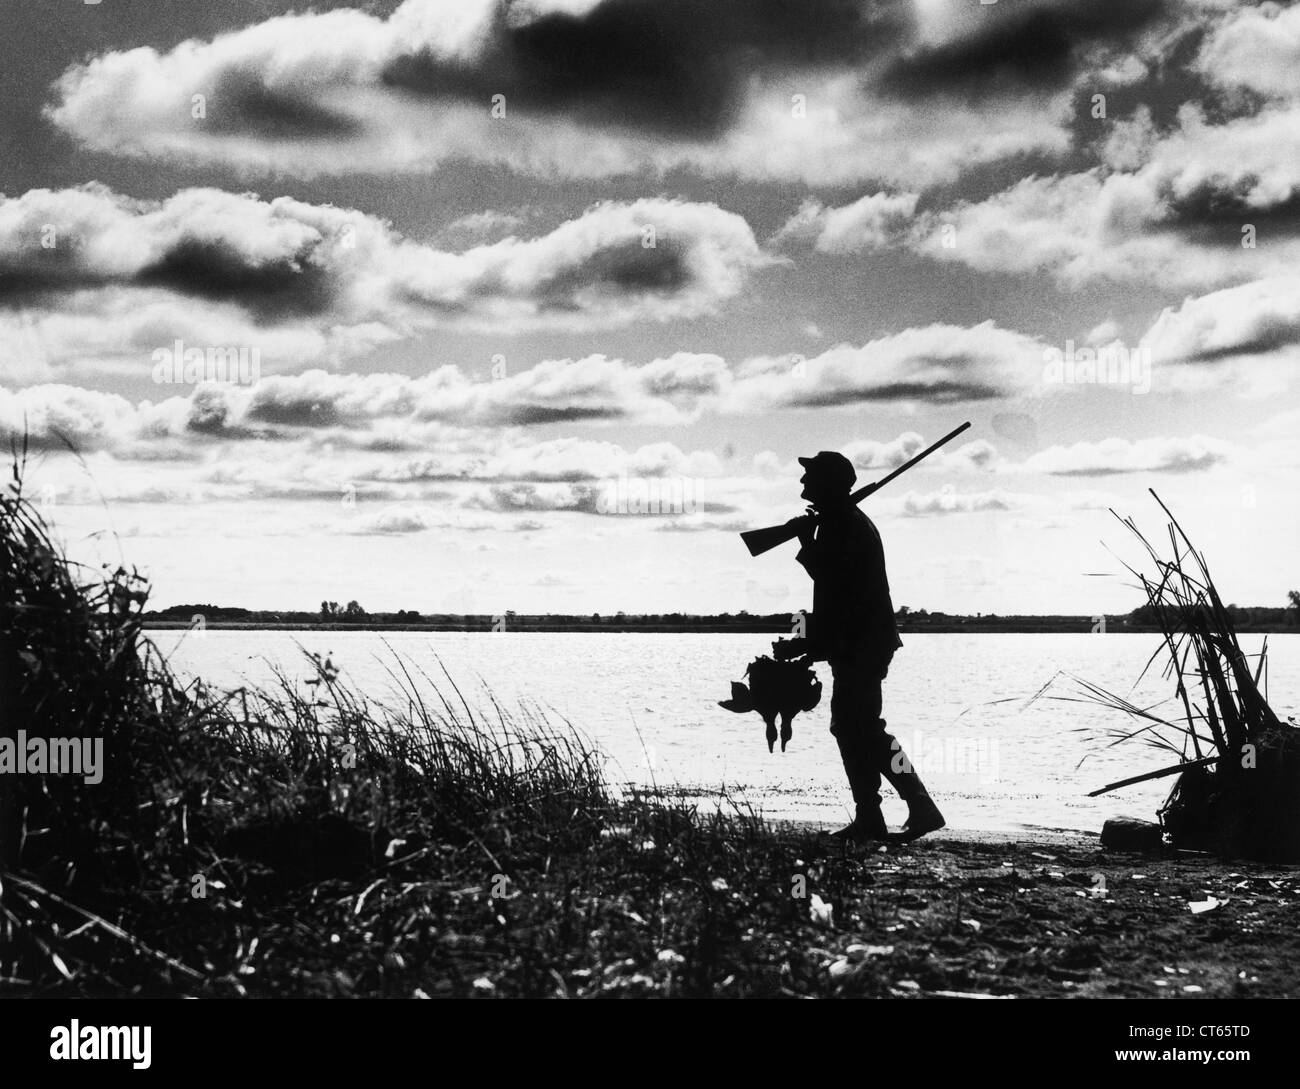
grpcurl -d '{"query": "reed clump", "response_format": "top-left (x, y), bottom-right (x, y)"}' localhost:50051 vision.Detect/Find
top-left (1068, 491), bottom-right (1299, 862)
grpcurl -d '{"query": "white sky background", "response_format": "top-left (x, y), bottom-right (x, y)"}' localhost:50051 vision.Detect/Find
top-left (2, 0), bottom-right (1299, 616)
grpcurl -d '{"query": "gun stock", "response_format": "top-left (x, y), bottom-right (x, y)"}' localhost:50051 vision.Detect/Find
top-left (740, 521), bottom-right (803, 557)
top-left (740, 421), bottom-right (971, 557)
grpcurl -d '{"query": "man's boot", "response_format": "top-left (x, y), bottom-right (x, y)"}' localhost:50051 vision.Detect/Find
top-left (828, 803), bottom-right (888, 845)
top-left (878, 721), bottom-right (946, 841)
top-left (829, 738), bottom-right (889, 845)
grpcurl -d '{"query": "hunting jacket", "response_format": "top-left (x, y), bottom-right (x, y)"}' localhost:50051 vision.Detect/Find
top-left (795, 502), bottom-right (903, 668)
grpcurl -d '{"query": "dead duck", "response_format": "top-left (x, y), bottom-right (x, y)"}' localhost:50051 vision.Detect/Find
top-left (719, 654), bottom-right (822, 752)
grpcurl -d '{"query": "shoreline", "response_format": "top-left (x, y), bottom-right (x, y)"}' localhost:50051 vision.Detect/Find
top-left (624, 788), bottom-right (1120, 847)
top-left (774, 820), bottom-right (1102, 850)
top-left (142, 621), bottom-right (1300, 634)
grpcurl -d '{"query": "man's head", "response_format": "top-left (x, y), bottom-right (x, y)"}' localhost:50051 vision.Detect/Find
top-left (798, 450), bottom-right (856, 509)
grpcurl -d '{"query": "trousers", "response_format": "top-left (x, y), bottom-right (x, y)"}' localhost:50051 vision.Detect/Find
top-left (827, 646), bottom-right (924, 817)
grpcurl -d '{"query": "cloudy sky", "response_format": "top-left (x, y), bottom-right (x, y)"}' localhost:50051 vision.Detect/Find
top-left (2, 0), bottom-right (1298, 617)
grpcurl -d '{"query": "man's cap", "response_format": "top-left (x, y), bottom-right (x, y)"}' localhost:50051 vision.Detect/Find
top-left (798, 450), bottom-right (856, 491)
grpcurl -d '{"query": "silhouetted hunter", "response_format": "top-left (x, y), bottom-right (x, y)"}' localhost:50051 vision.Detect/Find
top-left (778, 451), bottom-right (945, 845)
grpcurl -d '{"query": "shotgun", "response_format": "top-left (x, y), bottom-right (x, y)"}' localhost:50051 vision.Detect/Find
top-left (740, 421), bottom-right (972, 557)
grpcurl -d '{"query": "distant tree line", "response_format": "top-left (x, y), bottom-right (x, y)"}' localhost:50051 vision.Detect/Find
top-left (140, 592), bottom-right (1300, 632)
top-left (319, 600), bottom-right (376, 622)
top-left (1128, 595), bottom-right (1300, 630)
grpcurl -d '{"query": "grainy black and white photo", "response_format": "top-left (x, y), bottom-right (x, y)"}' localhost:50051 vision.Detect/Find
top-left (0, 0), bottom-right (1297, 1036)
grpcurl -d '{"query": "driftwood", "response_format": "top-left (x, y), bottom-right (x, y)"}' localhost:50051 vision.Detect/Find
top-left (1088, 754), bottom-right (1220, 797)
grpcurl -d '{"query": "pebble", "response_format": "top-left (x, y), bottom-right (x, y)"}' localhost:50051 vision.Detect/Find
top-left (845, 943), bottom-right (895, 960)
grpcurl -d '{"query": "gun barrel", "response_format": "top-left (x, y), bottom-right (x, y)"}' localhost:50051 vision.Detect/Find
top-left (848, 420), bottom-right (971, 504)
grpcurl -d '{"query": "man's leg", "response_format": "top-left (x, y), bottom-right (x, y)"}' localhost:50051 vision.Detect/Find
top-left (827, 654), bottom-right (887, 841)
top-left (872, 705), bottom-right (946, 841)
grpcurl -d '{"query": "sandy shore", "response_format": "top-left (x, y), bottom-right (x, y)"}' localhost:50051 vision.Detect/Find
top-left (776, 825), bottom-right (1299, 998)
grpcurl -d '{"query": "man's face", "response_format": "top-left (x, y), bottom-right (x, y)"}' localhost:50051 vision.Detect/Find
top-left (800, 471), bottom-right (831, 509)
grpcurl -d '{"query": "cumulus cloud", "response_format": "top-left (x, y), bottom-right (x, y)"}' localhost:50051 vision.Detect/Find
top-left (362, 436), bottom-right (723, 485)
top-left (1021, 436), bottom-right (1232, 476)
top-left (433, 209), bottom-right (529, 247)
top-left (880, 0), bottom-right (1170, 97)
top-left (891, 488), bottom-right (1018, 517)
top-left (773, 192), bottom-right (919, 253)
top-left (654, 516), bottom-right (749, 533)
top-left (726, 323), bottom-right (1046, 411)
top-left (2, 317), bottom-right (1054, 464)
top-left (894, 101), bottom-right (1300, 289)
top-left (344, 505), bottom-right (435, 535)
top-left (750, 434), bottom-right (998, 494)
top-left (1142, 276), bottom-right (1300, 363)
top-left (842, 432), bottom-right (927, 472)
top-left (0, 383), bottom-right (174, 455)
top-left (943, 439), bottom-right (999, 472)
top-left (0, 378), bottom-right (736, 505)
top-left (0, 186), bottom-right (769, 377)
top-left (462, 481), bottom-right (602, 514)
top-left (0, 351), bottom-right (733, 455)
top-left (239, 353), bottom-right (725, 432)
top-left (830, 433), bottom-right (1000, 479)
top-left (44, 0), bottom-right (1175, 186)
top-left (1195, 2), bottom-right (1300, 100)
top-left (17, 418), bottom-right (746, 531)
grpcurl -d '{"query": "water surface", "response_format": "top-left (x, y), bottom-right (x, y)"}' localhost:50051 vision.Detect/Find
top-left (151, 630), bottom-right (1299, 834)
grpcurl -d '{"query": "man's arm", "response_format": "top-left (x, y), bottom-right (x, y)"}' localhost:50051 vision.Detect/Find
top-left (791, 513), bottom-right (820, 579)
top-left (797, 518), bottom-right (859, 582)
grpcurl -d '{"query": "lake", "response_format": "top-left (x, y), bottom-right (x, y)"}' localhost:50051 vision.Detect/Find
top-left (149, 630), bottom-right (1299, 835)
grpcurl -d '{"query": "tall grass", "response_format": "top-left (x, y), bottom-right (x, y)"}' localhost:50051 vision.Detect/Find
top-left (0, 451), bottom-right (612, 992)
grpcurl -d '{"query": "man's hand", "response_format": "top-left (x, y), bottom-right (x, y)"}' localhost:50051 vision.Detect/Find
top-left (772, 637), bottom-right (809, 661)
top-left (786, 507), bottom-right (817, 548)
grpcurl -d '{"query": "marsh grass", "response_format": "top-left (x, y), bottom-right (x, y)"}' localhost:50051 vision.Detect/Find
top-left (0, 448), bottom-right (607, 991)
